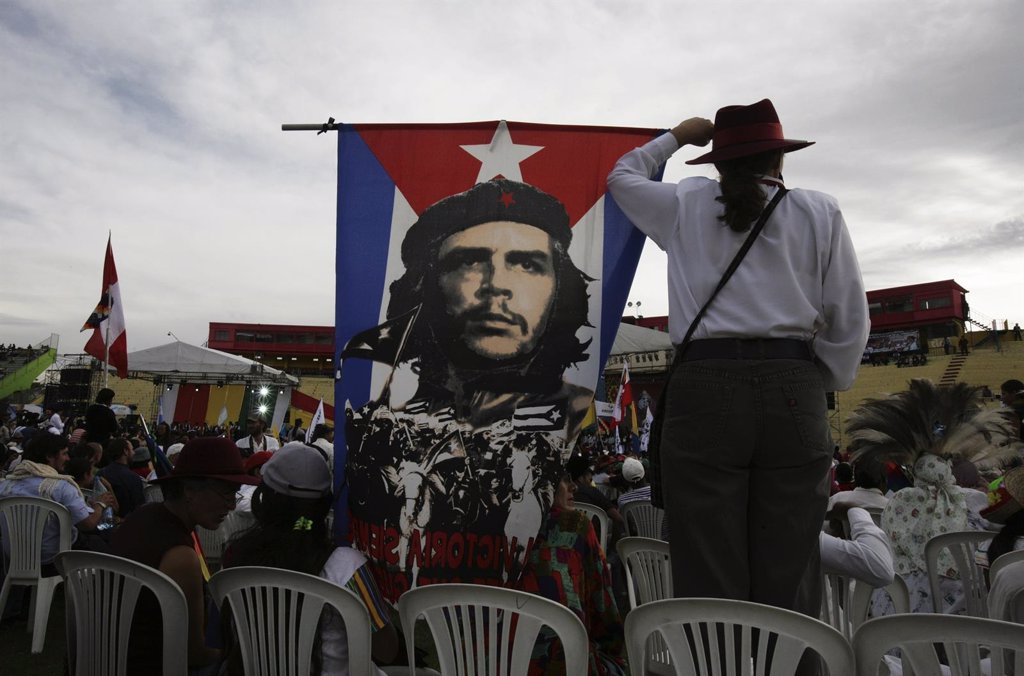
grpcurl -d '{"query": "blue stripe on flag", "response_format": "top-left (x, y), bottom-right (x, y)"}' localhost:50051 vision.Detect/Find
top-left (336, 126), bottom-right (397, 409)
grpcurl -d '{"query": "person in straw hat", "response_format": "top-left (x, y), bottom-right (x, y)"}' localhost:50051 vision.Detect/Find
top-left (608, 99), bottom-right (870, 622)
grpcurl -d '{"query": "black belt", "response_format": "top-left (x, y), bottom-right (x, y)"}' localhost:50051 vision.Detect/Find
top-left (680, 338), bottom-right (812, 362)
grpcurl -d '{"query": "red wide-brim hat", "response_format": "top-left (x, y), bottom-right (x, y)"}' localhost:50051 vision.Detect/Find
top-left (686, 98), bottom-right (814, 165)
top-left (150, 436), bottom-right (260, 485)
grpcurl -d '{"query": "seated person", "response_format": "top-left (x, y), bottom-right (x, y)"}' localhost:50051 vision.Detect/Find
top-left (616, 457), bottom-right (651, 508)
top-left (223, 442), bottom-right (398, 674)
top-left (877, 454), bottom-right (975, 614)
top-left (820, 504), bottom-right (895, 588)
top-left (234, 450), bottom-right (272, 512)
top-left (975, 468), bottom-right (1024, 576)
top-left (517, 474), bottom-right (626, 676)
top-left (831, 462), bottom-right (855, 495)
top-left (109, 437), bottom-right (259, 674)
top-left (566, 453), bottom-right (625, 535)
top-left (97, 437), bottom-right (145, 517)
top-left (129, 444), bottom-right (154, 479)
top-left (828, 458), bottom-right (889, 513)
top-left (952, 458), bottom-right (994, 528)
top-left (0, 434), bottom-right (115, 573)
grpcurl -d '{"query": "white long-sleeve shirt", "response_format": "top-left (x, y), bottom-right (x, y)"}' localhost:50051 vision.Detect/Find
top-left (608, 133), bottom-right (869, 391)
top-left (820, 507), bottom-right (895, 588)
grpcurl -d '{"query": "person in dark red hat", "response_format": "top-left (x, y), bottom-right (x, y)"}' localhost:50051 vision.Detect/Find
top-left (109, 437), bottom-right (259, 674)
top-left (608, 100), bottom-right (870, 624)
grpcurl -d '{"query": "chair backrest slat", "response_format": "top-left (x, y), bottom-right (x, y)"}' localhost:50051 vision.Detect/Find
top-left (55, 550), bottom-right (189, 676)
top-left (853, 613), bottom-right (1024, 676)
top-left (573, 502), bottom-right (610, 555)
top-left (0, 496), bottom-right (72, 578)
top-left (208, 565), bottom-right (374, 676)
top-left (621, 499), bottom-right (665, 539)
top-left (399, 583), bottom-right (589, 676)
top-left (924, 531), bottom-right (993, 616)
top-left (626, 598), bottom-right (854, 676)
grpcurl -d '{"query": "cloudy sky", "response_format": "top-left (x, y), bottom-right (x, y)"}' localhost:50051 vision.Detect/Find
top-left (2, 1), bottom-right (1022, 353)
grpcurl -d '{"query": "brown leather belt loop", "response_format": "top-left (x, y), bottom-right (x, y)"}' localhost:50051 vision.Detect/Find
top-left (679, 338), bottom-right (812, 362)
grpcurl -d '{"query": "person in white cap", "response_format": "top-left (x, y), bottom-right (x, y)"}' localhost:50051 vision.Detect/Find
top-left (223, 442), bottom-right (398, 673)
top-left (617, 457), bottom-right (651, 509)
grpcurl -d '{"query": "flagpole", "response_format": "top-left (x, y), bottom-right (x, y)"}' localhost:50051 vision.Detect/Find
top-left (103, 316), bottom-right (110, 388)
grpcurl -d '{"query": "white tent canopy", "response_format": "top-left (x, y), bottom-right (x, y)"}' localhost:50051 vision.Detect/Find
top-left (609, 322), bottom-right (674, 356)
top-left (126, 341), bottom-right (298, 385)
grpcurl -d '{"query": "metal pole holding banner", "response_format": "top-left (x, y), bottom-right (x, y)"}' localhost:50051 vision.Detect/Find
top-left (282, 118), bottom-right (338, 133)
top-left (103, 318), bottom-right (110, 388)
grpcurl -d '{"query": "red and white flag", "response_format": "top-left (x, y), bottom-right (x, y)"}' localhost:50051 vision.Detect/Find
top-left (81, 235), bottom-right (128, 378)
top-left (612, 360), bottom-right (636, 429)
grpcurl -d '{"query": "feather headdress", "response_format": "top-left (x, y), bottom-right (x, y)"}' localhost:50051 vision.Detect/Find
top-left (847, 379), bottom-right (1022, 468)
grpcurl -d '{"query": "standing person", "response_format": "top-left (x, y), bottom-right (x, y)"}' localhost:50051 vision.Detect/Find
top-left (85, 388), bottom-right (118, 446)
top-left (289, 417), bottom-right (305, 443)
top-left (235, 414), bottom-right (279, 458)
top-left (607, 99), bottom-right (869, 619)
top-left (1000, 379), bottom-right (1024, 439)
top-left (958, 334), bottom-right (970, 356)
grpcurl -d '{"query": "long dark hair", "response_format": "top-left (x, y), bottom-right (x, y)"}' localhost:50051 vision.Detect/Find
top-left (988, 510), bottom-right (1024, 566)
top-left (714, 150), bottom-right (784, 232)
top-left (225, 486), bottom-right (335, 675)
top-left (226, 485), bottom-right (334, 576)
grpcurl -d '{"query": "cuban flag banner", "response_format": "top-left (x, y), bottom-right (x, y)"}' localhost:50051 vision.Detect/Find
top-left (336, 120), bottom-right (661, 601)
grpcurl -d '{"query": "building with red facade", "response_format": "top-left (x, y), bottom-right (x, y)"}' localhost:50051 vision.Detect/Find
top-left (206, 279), bottom-right (981, 379)
top-left (207, 322), bottom-right (335, 375)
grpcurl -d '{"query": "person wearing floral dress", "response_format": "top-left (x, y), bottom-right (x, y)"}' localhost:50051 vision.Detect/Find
top-left (878, 454), bottom-right (974, 614)
top-left (517, 475), bottom-right (627, 676)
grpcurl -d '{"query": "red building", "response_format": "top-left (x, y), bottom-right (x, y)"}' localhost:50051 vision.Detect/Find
top-left (208, 279), bottom-right (973, 376)
top-left (866, 279), bottom-right (969, 343)
top-left (207, 322), bottom-right (334, 375)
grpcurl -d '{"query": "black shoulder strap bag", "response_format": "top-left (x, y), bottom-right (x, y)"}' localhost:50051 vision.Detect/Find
top-left (648, 187), bottom-right (788, 508)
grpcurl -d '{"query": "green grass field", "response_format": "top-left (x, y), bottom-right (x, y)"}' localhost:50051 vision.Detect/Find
top-left (0, 586), bottom-right (68, 675)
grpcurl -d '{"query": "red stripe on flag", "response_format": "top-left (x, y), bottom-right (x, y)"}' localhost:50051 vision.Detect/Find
top-left (290, 389), bottom-right (335, 421)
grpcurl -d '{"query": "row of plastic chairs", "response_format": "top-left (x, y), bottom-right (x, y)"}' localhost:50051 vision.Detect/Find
top-left (575, 498), bottom-right (665, 549)
top-left (55, 549), bottom-right (1024, 676)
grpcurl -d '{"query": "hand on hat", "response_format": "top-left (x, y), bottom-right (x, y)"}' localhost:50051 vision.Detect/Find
top-left (671, 117), bottom-right (714, 147)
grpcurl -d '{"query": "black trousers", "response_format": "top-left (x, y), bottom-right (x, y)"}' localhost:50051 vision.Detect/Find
top-left (661, 358), bottom-right (831, 617)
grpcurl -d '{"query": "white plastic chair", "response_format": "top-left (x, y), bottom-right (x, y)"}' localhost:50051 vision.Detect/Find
top-left (625, 597), bottom-right (854, 676)
top-left (209, 566), bottom-right (376, 676)
top-left (621, 499), bottom-right (665, 539)
top-left (0, 495), bottom-right (72, 653)
top-left (853, 613), bottom-right (1024, 676)
top-left (924, 531), bottom-right (992, 616)
top-left (574, 501), bottom-right (610, 555)
top-left (988, 548), bottom-right (1024, 584)
top-left (398, 583), bottom-right (589, 676)
top-left (820, 569), bottom-right (910, 640)
top-left (617, 537), bottom-right (673, 675)
top-left (55, 550), bottom-right (188, 676)
top-left (988, 559), bottom-right (1024, 625)
top-left (617, 536), bottom-right (672, 610)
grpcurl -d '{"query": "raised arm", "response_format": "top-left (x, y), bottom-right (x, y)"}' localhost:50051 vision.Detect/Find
top-left (607, 117), bottom-right (713, 248)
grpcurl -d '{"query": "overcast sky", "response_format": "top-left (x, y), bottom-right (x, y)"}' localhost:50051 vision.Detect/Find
top-left (2, 1), bottom-right (1022, 354)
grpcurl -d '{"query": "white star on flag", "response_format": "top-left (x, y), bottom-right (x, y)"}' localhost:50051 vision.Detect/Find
top-left (460, 120), bottom-right (544, 184)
